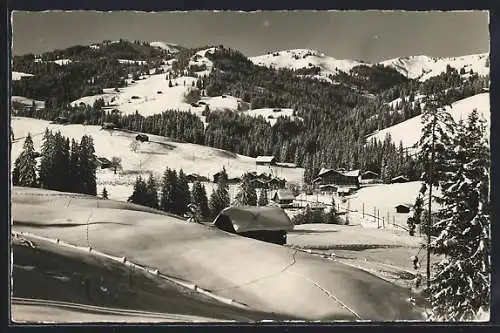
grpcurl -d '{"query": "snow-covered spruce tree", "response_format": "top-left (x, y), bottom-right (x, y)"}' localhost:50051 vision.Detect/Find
top-left (209, 169), bottom-right (230, 218)
top-left (68, 139), bottom-right (80, 193)
top-left (235, 178), bottom-right (257, 206)
top-left (78, 135), bottom-right (98, 195)
top-left (101, 187), bottom-right (109, 199)
top-left (12, 133), bottom-right (38, 187)
top-left (429, 109), bottom-right (490, 320)
top-left (191, 181), bottom-right (210, 219)
top-left (416, 94), bottom-right (456, 288)
top-left (38, 128), bottom-right (55, 189)
top-left (173, 169), bottom-right (191, 215)
top-left (258, 188), bottom-right (269, 206)
top-left (145, 174), bottom-right (159, 209)
top-left (128, 176), bottom-right (148, 206)
top-left (160, 168), bottom-right (177, 214)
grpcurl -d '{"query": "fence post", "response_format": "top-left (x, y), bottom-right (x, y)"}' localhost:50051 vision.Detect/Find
top-left (377, 209), bottom-right (380, 229)
top-left (374, 207), bottom-right (377, 226)
top-left (362, 203), bottom-right (365, 218)
top-left (393, 216), bottom-right (395, 226)
top-left (386, 212), bottom-right (389, 229)
top-left (382, 217), bottom-right (385, 229)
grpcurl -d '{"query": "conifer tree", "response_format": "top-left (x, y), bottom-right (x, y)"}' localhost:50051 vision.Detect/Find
top-left (160, 168), bottom-right (177, 213)
top-left (128, 176), bottom-right (148, 206)
top-left (429, 110), bottom-right (490, 320)
top-left (258, 189), bottom-right (269, 206)
top-left (78, 135), bottom-right (98, 195)
top-left (209, 168), bottom-right (230, 217)
top-left (12, 133), bottom-right (38, 187)
top-left (417, 95), bottom-right (456, 288)
top-left (191, 181), bottom-right (210, 219)
top-left (69, 139), bottom-right (80, 192)
top-left (173, 169), bottom-right (191, 215)
top-left (235, 178), bottom-right (257, 206)
top-left (38, 128), bottom-right (54, 189)
top-left (101, 187), bottom-right (109, 199)
top-left (145, 174), bottom-right (159, 209)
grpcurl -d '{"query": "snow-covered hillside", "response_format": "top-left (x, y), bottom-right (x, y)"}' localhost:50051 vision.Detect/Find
top-left (12, 71), bottom-right (34, 81)
top-left (189, 47), bottom-right (217, 77)
top-left (53, 59), bottom-right (73, 66)
top-left (71, 75), bottom-right (199, 117)
top-left (149, 41), bottom-right (179, 53)
top-left (11, 96), bottom-right (45, 110)
top-left (251, 49), bottom-right (489, 82)
top-left (11, 117), bottom-right (304, 199)
top-left (380, 53), bottom-right (489, 81)
top-left (240, 108), bottom-right (302, 126)
top-left (250, 49), bottom-right (366, 77)
top-left (367, 93), bottom-right (490, 148)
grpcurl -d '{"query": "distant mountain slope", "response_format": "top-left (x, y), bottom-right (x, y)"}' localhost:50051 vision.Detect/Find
top-left (380, 53), bottom-right (489, 81)
top-left (250, 49), bottom-right (489, 82)
top-left (366, 93), bottom-right (490, 149)
top-left (250, 49), bottom-right (367, 77)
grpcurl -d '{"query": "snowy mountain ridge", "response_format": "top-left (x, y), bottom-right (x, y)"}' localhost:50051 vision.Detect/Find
top-left (250, 49), bottom-right (489, 81)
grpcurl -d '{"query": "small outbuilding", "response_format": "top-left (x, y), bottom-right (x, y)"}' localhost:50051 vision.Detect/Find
top-left (53, 116), bottom-right (69, 124)
top-left (361, 171), bottom-right (379, 180)
top-left (256, 155), bottom-right (276, 166)
top-left (135, 134), bottom-right (149, 142)
top-left (395, 204), bottom-right (412, 214)
top-left (96, 157), bottom-right (112, 169)
top-left (101, 122), bottom-right (117, 130)
top-left (212, 206), bottom-right (294, 245)
top-left (271, 189), bottom-right (295, 208)
top-left (391, 175), bottom-right (410, 183)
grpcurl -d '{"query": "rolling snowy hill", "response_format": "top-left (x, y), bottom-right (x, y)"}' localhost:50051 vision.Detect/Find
top-left (11, 117), bottom-right (304, 200)
top-left (251, 49), bottom-right (489, 82)
top-left (12, 71), bottom-right (34, 81)
top-left (366, 93), bottom-right (490, 149)
top-left (380, 53), bottom-right (489, 81)
top-left (250, 49), bottom-right (366, 77)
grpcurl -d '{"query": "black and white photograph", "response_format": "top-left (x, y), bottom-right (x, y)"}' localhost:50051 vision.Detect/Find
top-left (9, 10), bottom-right (490, 322)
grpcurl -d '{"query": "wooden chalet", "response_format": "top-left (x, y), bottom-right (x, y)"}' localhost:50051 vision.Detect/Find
top-left (255, 155), bottom-right (276, 166)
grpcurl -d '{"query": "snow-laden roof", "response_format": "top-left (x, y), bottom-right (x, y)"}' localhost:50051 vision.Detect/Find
top-left (318, 168), bottom-right (360, 178)
top-left (273, 189), bottom-right (295, 201)
top-left (343, 170), bottom-right (360, 177)
top-left (214, 206), bottom-right (294, 233)
top-left (256, 156), bottom-right (276, 163)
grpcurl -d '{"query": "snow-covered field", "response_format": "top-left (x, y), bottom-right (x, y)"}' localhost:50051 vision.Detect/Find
top-left (367, 93), bottom-right (490, 149)
top-left (240, 108), bottom-right (302, 126)
top-left (12, 71), bottom-right (34, 81)
top-left (71, 75), bottom-right (199, 117)
top-left (149, 41), bottom-right (179, 53)
top-left (11, 117), bottom-right (304, 201)
top-left (251, 49), bottom-right (489, 82)
top-left (380, 53), bottom-right (489, 81)
top-left (250, 49), bottom-right (366, 77)
top-left (12, 186), bottom-right (426, 320)
top-left (11, 96), bottom-right (46, 110)
top-left (293, 181), bottom-right (437, 232)
top-left (189, 48), bottom-right (216, 77)
top-left (53, 59), bottom-right (73, 66)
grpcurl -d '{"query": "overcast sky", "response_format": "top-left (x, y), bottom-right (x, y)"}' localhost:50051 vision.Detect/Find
top-left (12, 11), bottom-right (489, 62)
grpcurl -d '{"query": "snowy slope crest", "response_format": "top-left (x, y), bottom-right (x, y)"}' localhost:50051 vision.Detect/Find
top-left (380, 53), bottom-right (489, 81)
top-left (367, 93), bottom-right (490, 149)
top-left (149, 41), bottom-right (179, 53)
top-left (250, 49), bottom-right (366, 77)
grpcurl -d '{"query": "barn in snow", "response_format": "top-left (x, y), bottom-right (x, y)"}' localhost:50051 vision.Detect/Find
top-left (212, 206), bottom-right (294, 245)
top-left (271, 189), bottom-right (295, 208)
top-left (313, 168), bottom-right (361, 188)
top-left (255, 155), bottom-right (276, 166)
